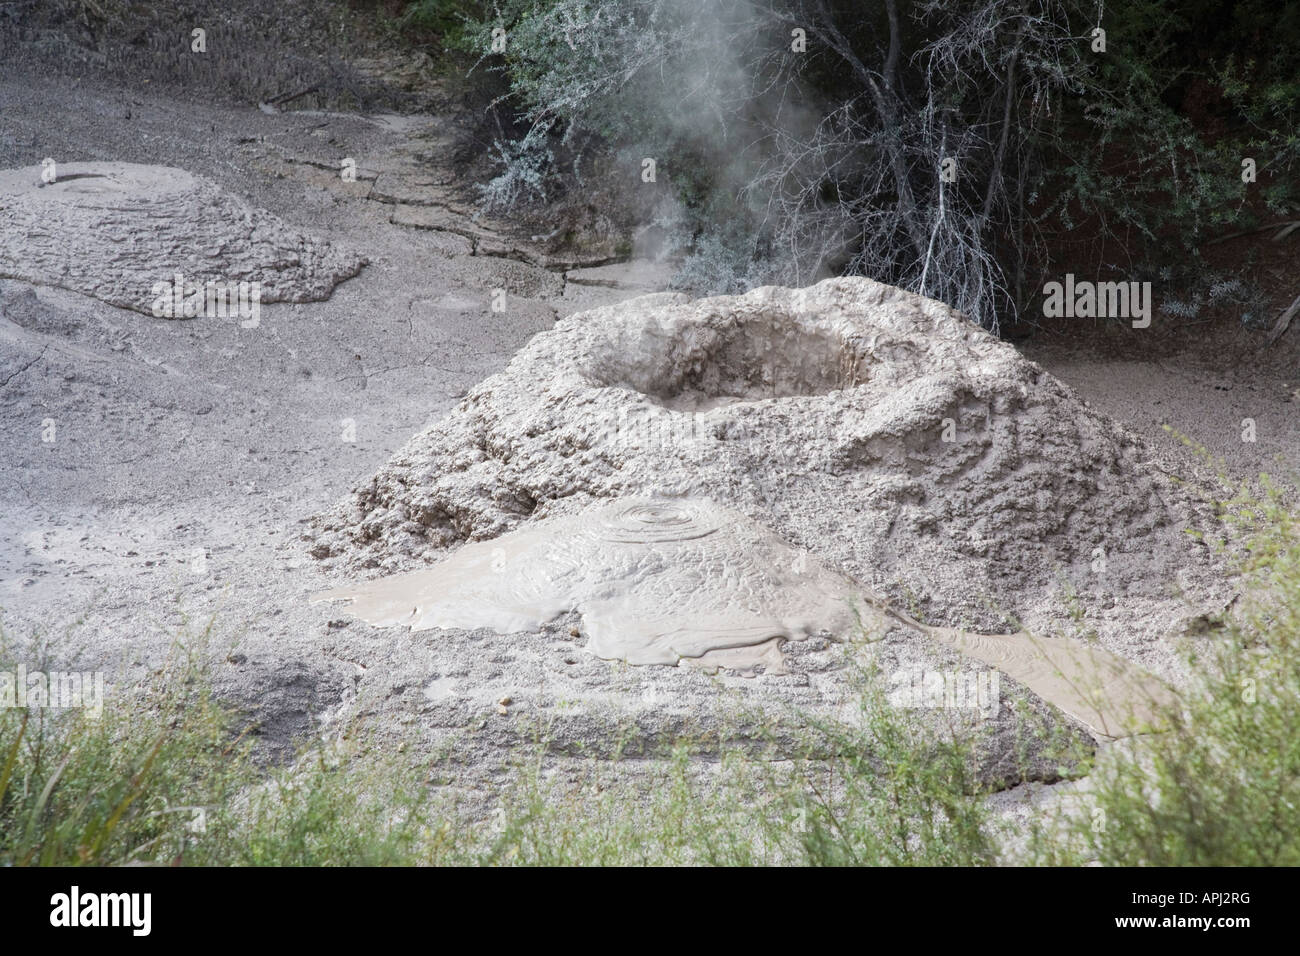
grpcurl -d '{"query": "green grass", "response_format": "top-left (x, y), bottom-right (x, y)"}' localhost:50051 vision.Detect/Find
top-left (0, 644), bottom-right (252, 866)
top-left (0, 643), bottom-right (1016, 866)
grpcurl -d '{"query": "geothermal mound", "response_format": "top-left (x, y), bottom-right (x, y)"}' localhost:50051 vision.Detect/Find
top-left (0, 162), bottom-right (363, 313)
top-left (311, 277), bottom-right (1206, 624)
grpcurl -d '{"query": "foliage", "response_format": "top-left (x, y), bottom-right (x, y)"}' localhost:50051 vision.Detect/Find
top-left (435, 0), bottom-right (1300, 329)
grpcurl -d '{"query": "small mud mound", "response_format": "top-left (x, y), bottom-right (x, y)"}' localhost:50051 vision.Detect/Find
top-left (310, 277), bottom-right (1213, 626)
top-left (0, 162), bottom-right (364, 314)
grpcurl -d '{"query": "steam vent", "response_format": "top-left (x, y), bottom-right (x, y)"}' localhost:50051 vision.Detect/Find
top-left (311, 277), bottom-right (1209, 627)
top-left (0, 162), bottom-right (363, 314)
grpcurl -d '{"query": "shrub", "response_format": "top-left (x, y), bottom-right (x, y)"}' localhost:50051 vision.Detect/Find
top-left (442, 0), bottom-right (1300, 330)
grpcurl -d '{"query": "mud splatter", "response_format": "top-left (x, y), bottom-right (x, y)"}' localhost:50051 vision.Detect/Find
top-left (315, 498), bottom-right (885, 667)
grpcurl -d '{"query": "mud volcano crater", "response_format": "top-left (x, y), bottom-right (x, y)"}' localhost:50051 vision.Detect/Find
top-left (584, 308), bottom-right (869, 410)
top-left (0, 161), bottom-right (364, 314)
top-left (311, 278), bottom-right (1211, 627)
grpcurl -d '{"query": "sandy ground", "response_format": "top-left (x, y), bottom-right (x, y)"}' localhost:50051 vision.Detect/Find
top-left (1024, 338), bottom-right (1300, 487)
top-left (3, 72), bottom-right (1297, 818)
top-left (0, 73), bottom-right (642, 752)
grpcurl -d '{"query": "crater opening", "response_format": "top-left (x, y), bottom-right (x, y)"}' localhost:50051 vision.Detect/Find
top-left (586, 311), bottom-right (867, 411)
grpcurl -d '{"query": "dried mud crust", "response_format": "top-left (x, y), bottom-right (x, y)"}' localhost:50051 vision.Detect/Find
top-left (0, 162), bottom-right (364, 314)
top-left (310, 277), bottom-right (1219, 627)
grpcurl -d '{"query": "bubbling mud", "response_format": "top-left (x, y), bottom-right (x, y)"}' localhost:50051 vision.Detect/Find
top-left (311, 278), bottom-right (1214, 643)
top-left (315, 497), bottom-right (883, 668)
top-left (316, 496), bottom-right (1172, 737)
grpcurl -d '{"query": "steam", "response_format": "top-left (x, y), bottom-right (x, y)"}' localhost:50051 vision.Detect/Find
top-left (478, 0), bottom-right (1089, 330)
